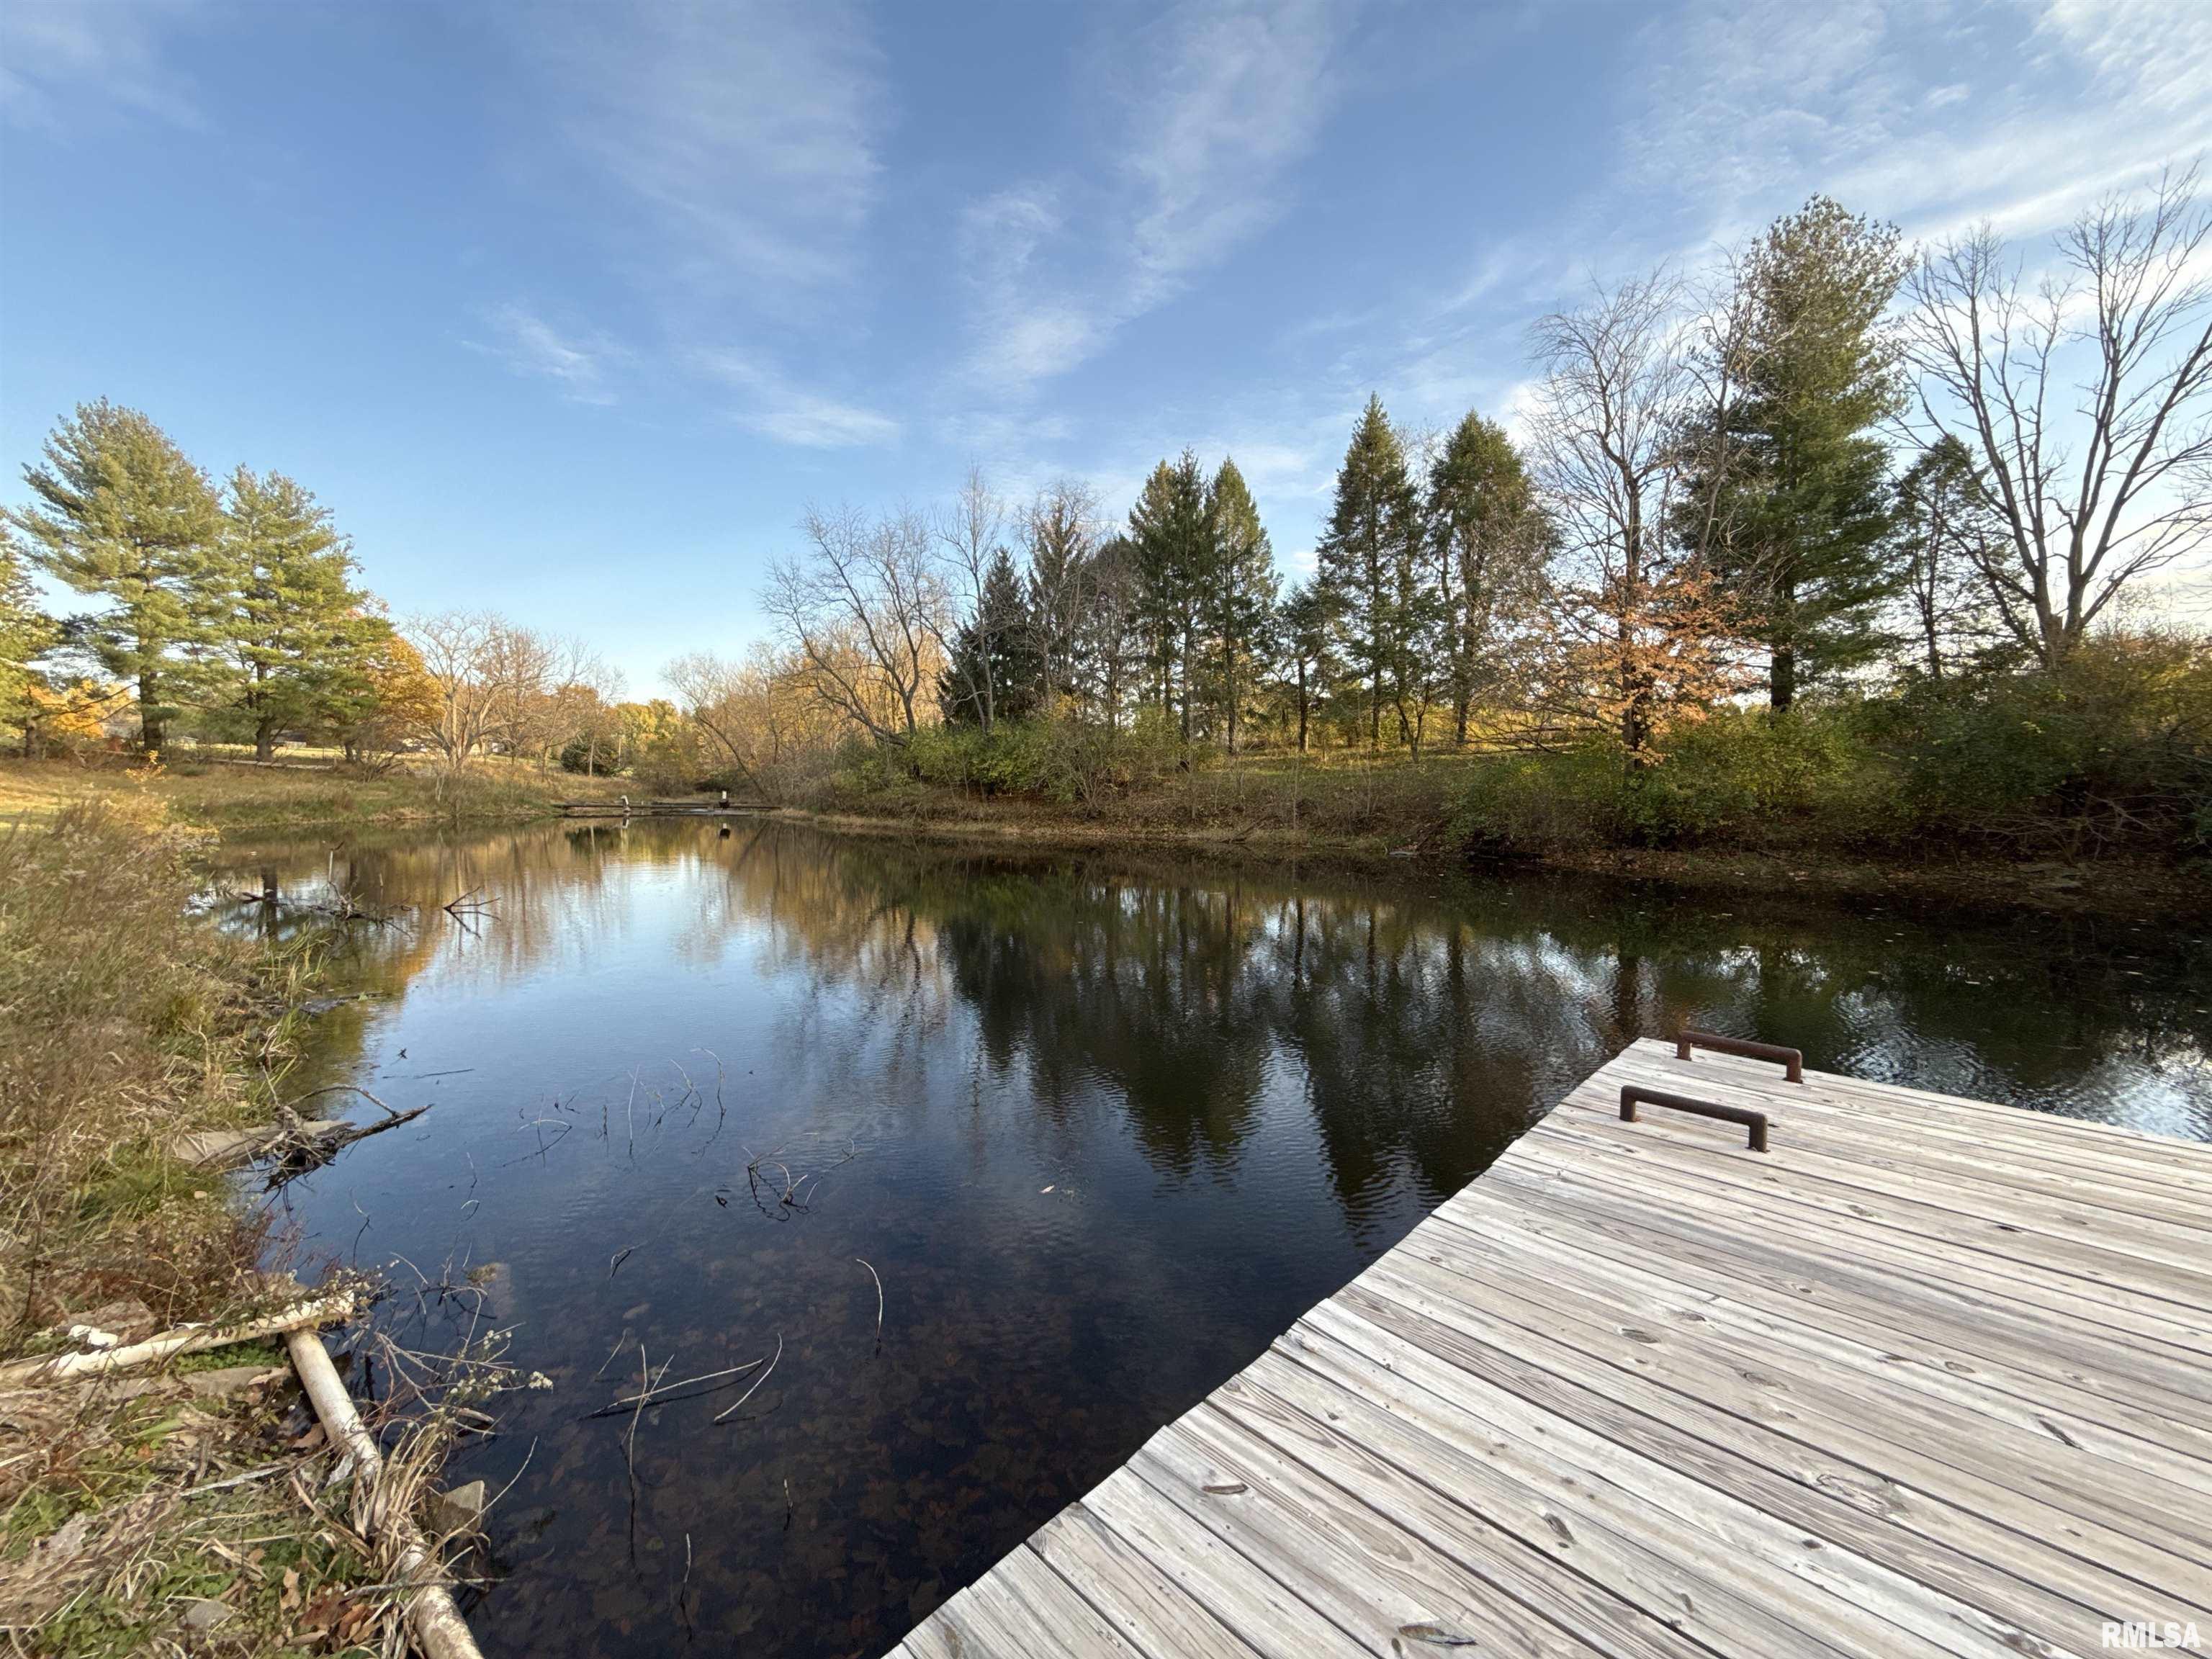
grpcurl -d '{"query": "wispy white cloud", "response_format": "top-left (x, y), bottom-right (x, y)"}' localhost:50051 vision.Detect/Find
top-left (482, 4), bottom-right (894, 444)
top-left (1619, 0), bottom-right (2212, 252)
top-left (522, 0), bottom-right (883, 306)
top-left (693, 351), bottom-right (899, 449)
top-left (959, 0), bottom-right (1344, 396)
top-left (0, 0), bottom-right (208, 131)
top-left (958, 187), bottom-right (1105, 391)
top-left (1119, 0), bottom-right (1340, 302)
top-left (2036, 0), bottom-right (2212, 117)
top-left (471, 303), bottom-right (624, 405)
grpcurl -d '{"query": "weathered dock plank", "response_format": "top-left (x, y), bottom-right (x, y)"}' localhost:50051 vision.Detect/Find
top-left (885, 1037), bottom-right (2212, 1658)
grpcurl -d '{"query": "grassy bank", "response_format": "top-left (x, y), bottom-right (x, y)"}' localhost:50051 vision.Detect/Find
top-left (0, 753), bottom-right (627, 835)
top-left (778, 634), bottom-right (2212, 922)
top-left (0, 801), bottom-right (468, 1655)
top-left (789, 719), bottom-right (2211, 921)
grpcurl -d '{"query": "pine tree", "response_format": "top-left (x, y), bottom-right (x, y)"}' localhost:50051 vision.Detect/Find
top-left (4, 402), bottom-right (223, 751)
top-left (1893, 436), bottom-right (2010, 682)
top-left (1202, 459), bottom-right (1277, 753)
top-left (1429, 411), bottom-right (1545, 744)
top-left (1126, 451), bottom-right (1214, 739)
top-left (1074, 534), bottom-right (1144, 730)
top-left (1274, 579), bottom-right (1339, 753)
top-left (1696, 197), bottom-right (1910, 710)
top-left (1315, 396), bottom-right (1421, 749)
top-left (1024, 482), bottom-right (1097, 714)
top-left (938, 549), bottom-right (1043, 728)
top-left (0, 531), bottom-right (58, 747)
top-left (218, 467), bottom-right (390, 757)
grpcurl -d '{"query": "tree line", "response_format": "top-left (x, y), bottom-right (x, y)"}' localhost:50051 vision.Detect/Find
top-left (742, 171), bottom-right (2208, 778)
top-left (0, 404), bottom-right (649, 773)
top-left (6, 168), bottom-right (2206, 807)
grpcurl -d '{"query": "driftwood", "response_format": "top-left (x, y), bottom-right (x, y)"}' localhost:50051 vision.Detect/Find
top-left (228, 887), bottom-right (404, 926)
top-left (176, 1092), bottom-right (433, 1179)
top-left (0, 1292), bottom-right (355, 1388)
top-left (287, 1328), bottom-right (485, 1659)
top-left (263, 1105), bottom-right (432, 1183)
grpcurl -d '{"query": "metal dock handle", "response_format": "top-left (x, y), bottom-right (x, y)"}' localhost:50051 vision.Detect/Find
top-left (1621, 1084), bottom-right (1770, 1153)
top-left (1676, 1028), bottom-right (1803, 1083)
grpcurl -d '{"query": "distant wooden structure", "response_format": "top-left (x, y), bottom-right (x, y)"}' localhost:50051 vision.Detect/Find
top-left (885, 1036), bottom-right (2212, 1659)
top-left (554, 799), bottom-right (765, 818)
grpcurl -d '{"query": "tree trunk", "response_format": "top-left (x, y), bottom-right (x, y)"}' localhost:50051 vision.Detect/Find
top-left (1769, 575), bottom-right (1797, 712)
top-left (255, 717), bottom-right (276, 762)
top-left (138, 670), bottom-right (163, 753)
top-left (1179, 626), bottom-right (1195, 742)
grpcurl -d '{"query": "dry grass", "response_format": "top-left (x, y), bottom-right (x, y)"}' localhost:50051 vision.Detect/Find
top-left (0, 1358), bottom-right (397, 1658)
top-left (0, 798), bottom-right (303, 1340)
top-left (0, 1317), bottom-right (522, 1658)
top-left (0, 800), bottom-right (508, 1655)
top-left (0, 755), bottom-right (626, 837)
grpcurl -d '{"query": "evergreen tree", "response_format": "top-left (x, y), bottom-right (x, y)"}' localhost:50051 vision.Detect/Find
top-left (1315, 396), bottom-right (1421, 749)
top-left (218, 467), bottom-right (390, 757)
top-left (1126, 451), bottom-right (1215, 739)
top-left (4, 401), bottom-right (223, 751)
top-left (0, 531), bottom-right (58, 746)
top-left (1274, 579), bottom-right (1339, 753)
top-left (1202, 458), bottom-right (1277, 753)
top-left (1893, 436), bottom-right (2011, 682)
top-left (1696, 197), bottom-right (1910, 710)
top-left (1024, 482), bottom-right (1097, 714)
top-left (938, 548), bottom-right (1043, 728)
top-left (1074, 534), bottom-right (1144, 730)
top-left (1429, 411), bottom-right (1545, 744)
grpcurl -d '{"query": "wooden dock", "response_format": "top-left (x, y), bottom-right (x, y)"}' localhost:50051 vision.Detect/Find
top-left (886, 1037), bottom-right (2212, 1659)
top-left (554, 800), bottom-right (765, 818)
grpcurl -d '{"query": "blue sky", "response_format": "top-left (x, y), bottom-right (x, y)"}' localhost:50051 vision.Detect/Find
top-left (4, 0), bottom-right (2208, 694)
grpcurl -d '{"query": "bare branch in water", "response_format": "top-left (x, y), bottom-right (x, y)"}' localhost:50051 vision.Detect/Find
top-left (588, 1356), bottom-right (770, 1418)
top-left (854, 1258), bottom-right (884, 1349)
top-left (711, 1334), bottom-right (783, 1424)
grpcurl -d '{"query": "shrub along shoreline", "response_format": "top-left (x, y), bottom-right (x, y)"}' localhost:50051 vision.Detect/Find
top-left (778, 631), bottom-right (2212, 922)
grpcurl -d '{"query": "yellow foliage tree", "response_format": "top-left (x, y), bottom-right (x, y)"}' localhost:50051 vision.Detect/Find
top-left (338, 633), bottom-right (444, 764)
top-left (22, 680), bottom-right (131, 757)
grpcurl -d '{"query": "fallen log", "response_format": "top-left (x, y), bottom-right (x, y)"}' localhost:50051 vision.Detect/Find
top-left (287, 1327), bottom-right (485, 1659)
top-left (0, 1292), bottom-right (356, 1388)
top-left (175, 1104), bottom-right (432, 1177)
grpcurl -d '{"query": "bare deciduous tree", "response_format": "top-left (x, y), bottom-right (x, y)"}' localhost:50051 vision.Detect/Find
top-left (1075, 533), bottom-right (1143, 731)
top-left (403, 610), bottom-right (514, 771)
top-left (765, 506), bottom-right (945, 743)
top-left (932, 467), bottom-right (1011, 733)
top-left (1905, 168), bottom-right (2212, 667)
top-left (1525, 275), bottom-right (1750, 755)
top-left (667, 645), bottom-right (812, 801)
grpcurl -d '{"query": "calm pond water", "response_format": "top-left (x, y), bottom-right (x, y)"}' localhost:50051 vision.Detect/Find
top-left (213, 819), bottom-right (2212, 1659)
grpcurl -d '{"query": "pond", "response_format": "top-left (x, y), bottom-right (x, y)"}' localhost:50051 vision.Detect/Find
top-left (214, 819), bottom-right (2212, 1659)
